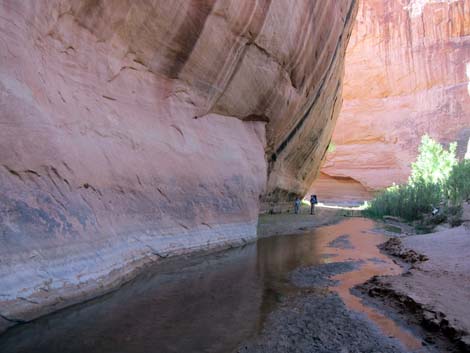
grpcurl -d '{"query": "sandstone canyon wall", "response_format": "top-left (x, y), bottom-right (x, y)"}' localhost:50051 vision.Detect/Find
top-left (0, 0), bottom-right (357, 331)
top-left (310, 0), bottom-right (470, 203)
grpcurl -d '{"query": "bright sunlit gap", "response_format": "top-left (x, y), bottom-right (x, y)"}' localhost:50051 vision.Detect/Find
top-left (314, 202), bottom-right (368, 211)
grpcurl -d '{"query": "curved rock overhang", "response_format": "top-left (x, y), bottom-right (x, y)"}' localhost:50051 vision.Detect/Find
top-left (0, 0), bottom-right (357, 332)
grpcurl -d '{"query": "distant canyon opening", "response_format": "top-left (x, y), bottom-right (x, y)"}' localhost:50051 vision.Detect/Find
top-left (309, 0), bottom-right (470, 206)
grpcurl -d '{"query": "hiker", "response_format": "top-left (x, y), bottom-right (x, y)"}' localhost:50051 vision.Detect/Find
top-left (294, 197), bottom-right (301, 214)
top-left (310, 194), bottom-right (318, 215)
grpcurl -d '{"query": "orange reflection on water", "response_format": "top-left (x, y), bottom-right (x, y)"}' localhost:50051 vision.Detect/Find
top-left (314, 218), bottom-right (423, 352)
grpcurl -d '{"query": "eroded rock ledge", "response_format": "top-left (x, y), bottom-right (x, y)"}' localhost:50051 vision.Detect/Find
top-left (0, 0), bottom-right (357, 332)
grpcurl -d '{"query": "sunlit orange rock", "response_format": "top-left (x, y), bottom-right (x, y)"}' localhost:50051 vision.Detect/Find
top-left (310, 0), bottom-right (470, 203)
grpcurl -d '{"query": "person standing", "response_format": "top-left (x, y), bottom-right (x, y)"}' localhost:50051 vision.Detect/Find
top-left (310, 194), bottom-right (317, 215)
top-left (294, 197), bottom-right (301, 214)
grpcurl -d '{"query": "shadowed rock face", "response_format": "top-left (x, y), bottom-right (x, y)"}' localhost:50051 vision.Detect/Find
top-left (0, 0), bottom-right (357, 331)
top-left (310, 0), bottom-right (470, 202)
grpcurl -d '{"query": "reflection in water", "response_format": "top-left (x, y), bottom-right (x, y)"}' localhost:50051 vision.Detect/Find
top-left (314, 220), bottom-right (423, 351)
top-left (0, 218), bottom-right (421, 353)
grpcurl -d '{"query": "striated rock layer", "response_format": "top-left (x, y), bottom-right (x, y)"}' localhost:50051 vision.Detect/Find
top-left (0, 0), bottom-right (357, 331)
top-left (310, 0), bottom-right (470, 202)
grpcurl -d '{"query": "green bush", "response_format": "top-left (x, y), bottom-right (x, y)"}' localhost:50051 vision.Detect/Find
top-left (364, 180), bottom-right (442, 221)
top-left (409, 135), bottom-right (457, 185)
top-left (446, 160), bottom-right (470, 205)
top-left (445, 204), bottom-right (463, 227)
top-left (364, 135), bottom-right (470, 223)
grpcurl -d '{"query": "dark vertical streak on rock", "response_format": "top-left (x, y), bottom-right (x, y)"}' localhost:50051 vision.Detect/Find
top-left (248, 0), bottom-right (272, 39)
top-left (272, 0), bottom-right (357, 161)
top-left (166, 0), bottom-right (217, 78)
top-left (289, 1), bottom-right (321, 90)
top-left (207, 0), bottom-right (272, 113)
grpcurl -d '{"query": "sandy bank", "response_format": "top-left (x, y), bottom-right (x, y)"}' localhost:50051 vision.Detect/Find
top-left (361, 224), bottom-right (470, 352)
top-left (257, 206), bottom-right (343, 238)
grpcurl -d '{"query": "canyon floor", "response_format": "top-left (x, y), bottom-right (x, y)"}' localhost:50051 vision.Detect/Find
top-left (1, 215), bottom-right (469, 353)
top-left (248, 212), bottom-right (470, 353)
top-left (257, 205), bottom-right (344, 237)
top-left (358, 223), bottom-right (470, 352)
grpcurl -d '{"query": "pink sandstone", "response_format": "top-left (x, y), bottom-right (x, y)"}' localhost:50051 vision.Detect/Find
top-left (0, 0), bottom-right (357, 332)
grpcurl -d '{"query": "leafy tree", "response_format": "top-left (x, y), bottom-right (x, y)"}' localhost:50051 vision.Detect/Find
top-left (410, 135), bottom-right (457, 185)
top-left (365, 135), bottom-right (467, 222)
top-left (447, 159), bottom-right (470, 205)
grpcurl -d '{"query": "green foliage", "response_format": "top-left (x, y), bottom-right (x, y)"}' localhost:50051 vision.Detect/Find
top-left (445, 204), bottom-right (463, 227)
top-left (446, 159), bottom-right (470, 205)
top-left (363, 180), bottom-right (442, 221)
top-left (327, 142), bottom-right (336, 153)
top-left (409, 135), bottom-right (457, 185)
top-left (365, 135), bottom-right (469, 223)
